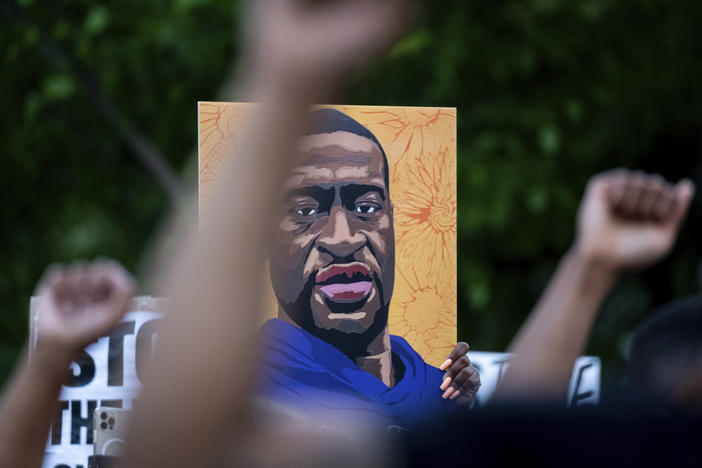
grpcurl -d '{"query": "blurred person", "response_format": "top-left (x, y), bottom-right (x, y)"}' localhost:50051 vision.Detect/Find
top-left (125, 0), bottom-right (416, 467)
top-left (258, 108), bottom-right (478, 426)
top-left (0, 260), bottom-right (134, 468)
top-left (627, 295), bottom-right (702, 412)
top-left (492, 169), bottom-right (694, 402)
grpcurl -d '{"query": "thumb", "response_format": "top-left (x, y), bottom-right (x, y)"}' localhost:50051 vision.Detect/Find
top-left (667, 179), bottom-right (695, 227)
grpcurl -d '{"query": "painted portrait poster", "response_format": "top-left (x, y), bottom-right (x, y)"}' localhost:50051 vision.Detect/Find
top-left (199, 103), bottom-right (457, 424)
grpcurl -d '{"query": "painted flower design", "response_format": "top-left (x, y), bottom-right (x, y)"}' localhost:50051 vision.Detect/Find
top-left (393, 149), bottom-right (456, 289)
top-left (339, 106), bottom-right (456, 182)
top-left (390, 281), bottom-right (457, 366)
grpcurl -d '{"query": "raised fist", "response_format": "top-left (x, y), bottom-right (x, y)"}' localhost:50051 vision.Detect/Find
top-left (245, 0), bottom-right (411, 86)
top-left (35, 260), bottom-right (135, 351)
top-left (575, 169), bottom-right (694, 271)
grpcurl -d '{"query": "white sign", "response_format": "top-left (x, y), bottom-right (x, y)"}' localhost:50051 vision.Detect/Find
top-left (468, 351), bottom-right (601, 407)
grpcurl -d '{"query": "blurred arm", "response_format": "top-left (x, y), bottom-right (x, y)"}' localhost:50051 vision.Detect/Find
top-left (0, 344), bottom-right (74, 468)
top-left (125, 1), bottom-right (409, 467)
top-left (492, 248), bottom-right (616, 401)
top-left (125, 75), bottom-right (318, 468)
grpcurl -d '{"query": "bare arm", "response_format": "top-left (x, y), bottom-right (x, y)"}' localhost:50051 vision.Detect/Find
top-left (493, 170), bottom-right (694, 402)
top-left (0, 261), bottom-right (133, 468)
top-left (125, 1), bottom-right (409, 467)
top-left (0, 344), bottom-right (74, 468)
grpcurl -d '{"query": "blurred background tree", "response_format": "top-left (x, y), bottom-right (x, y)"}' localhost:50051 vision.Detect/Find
top-left (1, 0), bottom-right (701, 399)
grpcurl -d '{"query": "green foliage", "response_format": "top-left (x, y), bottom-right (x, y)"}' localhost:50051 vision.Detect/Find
top-left (0, 0), bottom-right (235, 379)
top-left (1, 0), bottom-right (701, 396)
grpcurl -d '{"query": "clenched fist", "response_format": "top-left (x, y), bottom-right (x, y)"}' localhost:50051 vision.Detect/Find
top-left (575, 170), bottom-right (694, 271)
top-left (35, 260), bottom-right (135, 351)
top-left (245, 0), bottom-right (411, 88)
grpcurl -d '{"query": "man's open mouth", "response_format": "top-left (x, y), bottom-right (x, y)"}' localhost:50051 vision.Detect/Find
top-left (315, 263), bottom-right (373, 303)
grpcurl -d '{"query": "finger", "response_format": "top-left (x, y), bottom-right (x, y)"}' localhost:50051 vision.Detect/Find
top-left (441, 386), bottom-right (454, 399)
top-left (447, 366), bottom-right (476, 398)
top-left (601, 170), bottom-right (629, 214)
top-left (453, 372), bottom-right (481, 403)
top-left (88, 262), bottom-right (117, 296)
top-left (91, 257), bottom-right (124, 275)
top-left (440, 342), bottom-right (470, 371)
top-left (652, 188), bottom-right (676, 221)
top-left (635, 174), bottom-right (665, 220)
top-left (606, 180), bottom-right (625, 207)
top-left (600, 168), bottom-right (627, 205)
top-left (617, 172), bottom-right (644, 217)
top-left (59, 264), bottom-right (89, 309)
top-left (82, 263), bottom-right (107, 298)
top-left (36, 263), bottom-right (65, 296)
top-left (92, 263), bottom-right (134, 321)
top-left (468, 370), bottom-right (481, 389)
top-left (102, 261), bottom-right (136, 295)
top-left (441, 356), bottom-right (467, 392)
top-left (91, 273), bottom-right (113, 302)
top-left (666, 179), bottom-right (695, 226)
top-left (442, 355), bottom-right (470, 381)
top-left (64, 260), bottom-right (90, 294)
top-left (440, 376), bottom-right (452, 391)
top-left (72, 262), bottom-right (96, 308)
top-left (91, 260), bottom-right (136, 298)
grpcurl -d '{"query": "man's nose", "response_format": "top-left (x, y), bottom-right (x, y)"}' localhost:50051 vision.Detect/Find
top-left (317, 206), bottom-right (365, 259)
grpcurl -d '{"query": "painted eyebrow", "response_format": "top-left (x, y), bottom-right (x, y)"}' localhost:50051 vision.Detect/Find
top-left (282, 186), bottom-right (334, 203)
top-left (302, 153), bottom-right (372, 165)
top-left (340, 184), bottom-right (386, 202)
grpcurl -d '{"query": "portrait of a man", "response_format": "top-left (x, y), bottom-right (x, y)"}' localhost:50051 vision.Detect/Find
top-left (199, 105), bottom-right (473, 425)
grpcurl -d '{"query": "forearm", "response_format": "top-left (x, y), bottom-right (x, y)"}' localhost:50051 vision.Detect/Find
top-left (0, 343), bottom-right (74, 468)
top-left (492, 247), bottom-right (617, 402)
top-left (126, 73), bottom-right (325, 467)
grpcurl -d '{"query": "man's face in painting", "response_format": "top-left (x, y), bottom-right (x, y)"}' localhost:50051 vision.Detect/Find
top-left (269, 130), bottom-right (395, 336)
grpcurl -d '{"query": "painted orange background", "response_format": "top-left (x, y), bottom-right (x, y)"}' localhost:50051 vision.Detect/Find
top-left (198, 103), bottom-right (456, 366)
